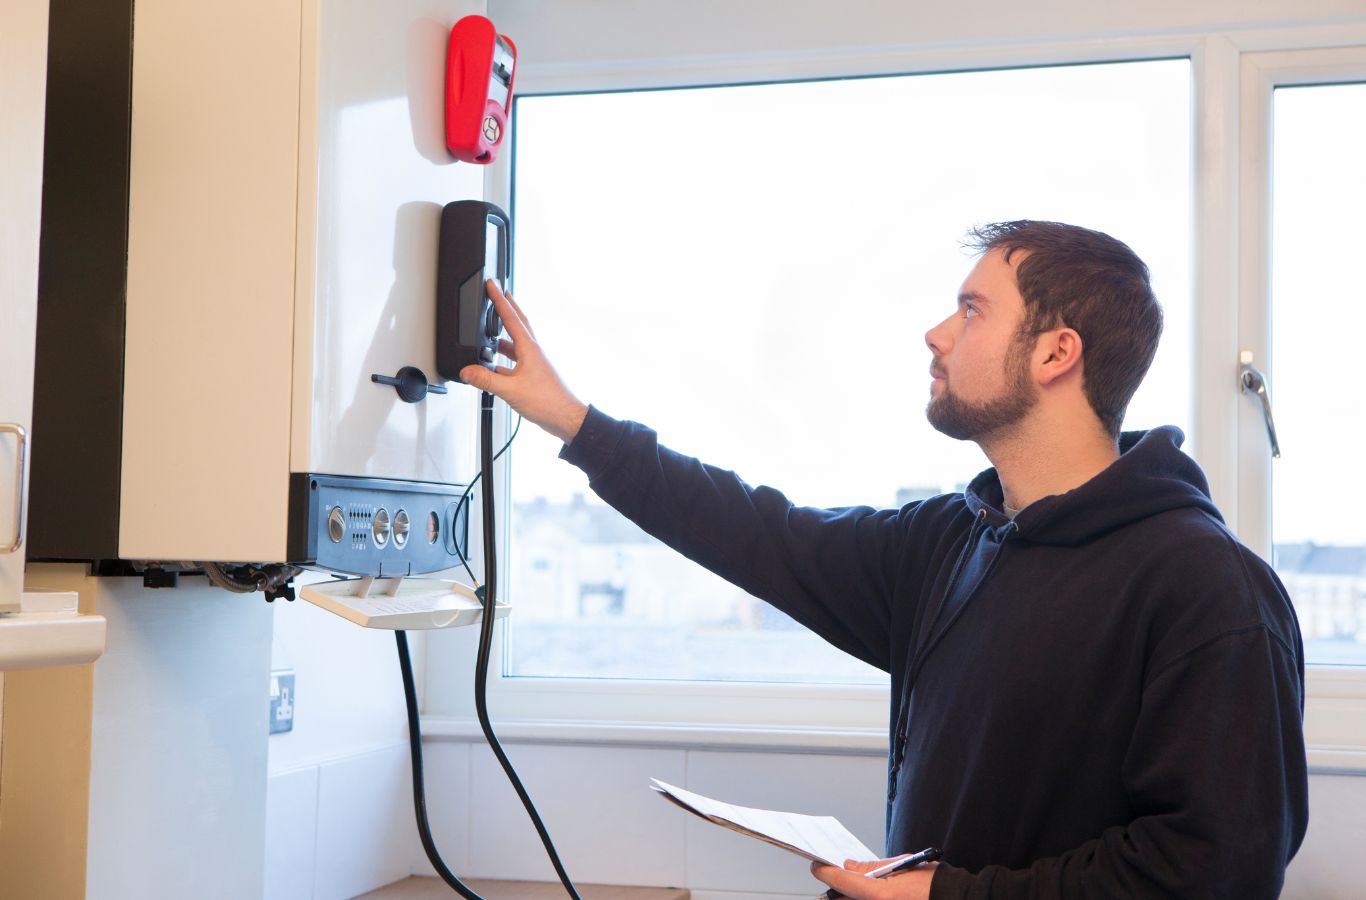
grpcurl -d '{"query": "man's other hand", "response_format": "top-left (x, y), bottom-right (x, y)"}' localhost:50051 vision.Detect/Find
top-left (810, 856), bottom-right (937, 899)
top-left (459, 280), bottom-right (590, 444)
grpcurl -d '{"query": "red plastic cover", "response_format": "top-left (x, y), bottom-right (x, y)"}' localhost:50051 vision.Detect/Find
top-left (445, 15), bottom-right (517, 165)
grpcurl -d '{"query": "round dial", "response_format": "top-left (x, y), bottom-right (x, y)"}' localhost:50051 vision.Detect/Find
top-left (372, 508), bottom-right (391, 547)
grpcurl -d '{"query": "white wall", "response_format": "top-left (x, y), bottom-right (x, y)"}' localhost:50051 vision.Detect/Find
top-left (265, 586), bottom-right (425, 900)
top-left (276, 725), bottom-right (1366, 898)
top-left (269, 583), bottom-right (424, 774)
top-left (1288, 775), bottom-right (1366, 899)
top-left (412, 738), bottom-right (886, 900)
top-left (394, 708), bottom-right (1364, 898)
top-left (26, 565), bottom-right (273, 900)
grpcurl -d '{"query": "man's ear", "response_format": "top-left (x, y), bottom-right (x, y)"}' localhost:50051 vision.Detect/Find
top-left (1036, 328), bottom-right (1083, 386)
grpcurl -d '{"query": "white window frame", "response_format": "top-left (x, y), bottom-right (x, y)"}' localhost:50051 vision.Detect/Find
top-left (420, 19), bottom-right (1366, 773)
top-left (1236, 45), bottom-right (1366, 774)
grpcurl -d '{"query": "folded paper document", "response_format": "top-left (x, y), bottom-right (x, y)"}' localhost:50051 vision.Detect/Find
top-left (649, 778), bottom-right (876, 866)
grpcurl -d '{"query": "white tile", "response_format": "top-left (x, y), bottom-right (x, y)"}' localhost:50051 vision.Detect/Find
top-left (81, 578), bottom-right (272, 900)
top-left (467, 742), bottom-right (687, 887)
top-left (313, 743), bottom-right (421, 900)
top-left (682, 751), bottom-right (886, 895)
top-left (689, 893), bottom-right (812, 900)
top-left (268, 596), bottom-right (416, 774)
top-left (1282, 774), bottom-right (1366, 900)
top-left (409, 742), bottom-right (472, 879)
top-left (266, 766), bottom-right (320, 900)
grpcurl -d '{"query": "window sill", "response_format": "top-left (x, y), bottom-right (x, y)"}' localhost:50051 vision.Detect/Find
top-left (1304, 666), bottom-right (1366, 773)
top-left (423, 712), bottom-right (1366, 773)
top-left (420, 715), bottom-right (888, 756)
top-left (422, 663), bottom-right (1366, 772)
top-left (1306, 747), bottom-right (1366, 774)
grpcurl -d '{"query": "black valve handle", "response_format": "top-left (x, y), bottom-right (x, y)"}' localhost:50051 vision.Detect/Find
top-left (371, 366), bottom-right (448, 403)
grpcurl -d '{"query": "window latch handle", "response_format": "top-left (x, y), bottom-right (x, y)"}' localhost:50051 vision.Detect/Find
top-left (0, 423), bottom-right (27, 553)
top-left (1238, 351), bottom-right (1281, 459)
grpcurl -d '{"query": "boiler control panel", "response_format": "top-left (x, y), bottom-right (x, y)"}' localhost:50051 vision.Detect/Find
top-left (288, 473), bottom-right (471, 577)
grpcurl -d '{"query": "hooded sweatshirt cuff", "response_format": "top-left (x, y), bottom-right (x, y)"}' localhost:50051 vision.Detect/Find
top-left (557, 404), bottom-right (627, 483)
top-left (927, 863), bottom-right (972, 900)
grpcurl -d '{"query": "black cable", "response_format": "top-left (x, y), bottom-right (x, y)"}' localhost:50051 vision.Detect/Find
top-left (396, 629), bottom-right (484, 899)
top-left (453, 414), bottom-right (522, 585)
top-left (474, 391), bottom-right (584, 899)
top-left (395, 398), bottom-right (579, 898)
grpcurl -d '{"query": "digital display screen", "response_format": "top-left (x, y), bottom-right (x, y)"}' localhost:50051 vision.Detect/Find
top-left (487, 74), bottom-right (510, 110)
top-left (489, 37), bottom-right (514, 109)
top-left (484, 219), bottom-right (503, 289)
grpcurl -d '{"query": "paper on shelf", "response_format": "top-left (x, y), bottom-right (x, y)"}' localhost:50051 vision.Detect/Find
top-left (649, 778), bottom-right (876, 866)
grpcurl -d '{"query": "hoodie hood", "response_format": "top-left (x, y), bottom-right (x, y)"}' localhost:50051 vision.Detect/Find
top-left (963, 426), bottom-right (1223, 546)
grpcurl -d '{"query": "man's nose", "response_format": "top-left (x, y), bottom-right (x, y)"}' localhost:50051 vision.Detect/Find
top-left (925, 315), bottom-right (952, 355)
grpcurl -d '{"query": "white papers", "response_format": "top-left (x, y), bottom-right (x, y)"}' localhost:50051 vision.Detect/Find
top-left (649, 778), bottom-right (876, 866)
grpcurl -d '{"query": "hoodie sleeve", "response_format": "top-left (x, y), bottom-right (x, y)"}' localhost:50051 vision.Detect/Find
top-left (928, 624), bottom-right (1308, 900)
top-left (558, 406), bottom-right (904, 671)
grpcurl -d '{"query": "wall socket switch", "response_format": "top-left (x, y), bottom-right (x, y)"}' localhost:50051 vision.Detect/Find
top-left (270, 669), bottom-right (295, 734)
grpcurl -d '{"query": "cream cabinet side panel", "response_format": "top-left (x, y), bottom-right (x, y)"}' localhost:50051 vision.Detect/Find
top-left (295, 0), bottom-right (486, 487)
top-left (0, 577), bottom-right (97, 900)
top-left (0, 0), bottom-right (47, 608)
top-left (119, 0), bottom-right (302, 561)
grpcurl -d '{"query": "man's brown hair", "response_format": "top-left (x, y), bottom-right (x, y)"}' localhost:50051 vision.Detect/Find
top-left (965, 220), bottom-right (1163, 438)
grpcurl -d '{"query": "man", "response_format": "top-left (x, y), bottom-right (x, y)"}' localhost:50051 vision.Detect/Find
top-left (460, 221), bottom-right (1308, 899)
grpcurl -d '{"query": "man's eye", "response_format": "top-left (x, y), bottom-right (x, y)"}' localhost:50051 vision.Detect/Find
top-left (963, 305), bottom-right (979, 319)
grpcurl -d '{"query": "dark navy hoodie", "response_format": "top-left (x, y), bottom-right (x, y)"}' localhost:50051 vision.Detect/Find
top-left (561, 407), bottom-right (1308, 899)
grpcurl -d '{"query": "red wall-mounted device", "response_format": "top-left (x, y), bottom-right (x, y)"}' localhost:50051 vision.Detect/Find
top-left (446, 15), bottom-right (517, 165)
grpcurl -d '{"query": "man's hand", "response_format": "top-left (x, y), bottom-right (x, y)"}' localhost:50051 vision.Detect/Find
top-left (459, 280), bottom-right (590, 444)
top-left (810, 856), bottom-right (937, 900)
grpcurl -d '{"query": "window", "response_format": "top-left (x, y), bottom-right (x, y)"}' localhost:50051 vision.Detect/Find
top-left (408, 22), bottom-right (1366, 769)
top-left (1223, 46), bottom-right (1366, 770)
top-left (1268, 82), bottom-right (1366, 666)
top-left (504, 59), bottom-right (1192, 683)
top-left (1233, 48), bottom-right (1366, 674)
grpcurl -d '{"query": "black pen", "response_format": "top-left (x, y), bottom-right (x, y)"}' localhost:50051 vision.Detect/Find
top-left (818, 846), bottom-right (943, 899)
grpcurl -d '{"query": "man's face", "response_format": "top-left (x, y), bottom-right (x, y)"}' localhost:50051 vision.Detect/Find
top-left (924, 249), bottom-right (1039, 441)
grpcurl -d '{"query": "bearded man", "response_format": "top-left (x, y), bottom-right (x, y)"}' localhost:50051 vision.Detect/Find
top-left (460, 220), bottom-right (1308, 900)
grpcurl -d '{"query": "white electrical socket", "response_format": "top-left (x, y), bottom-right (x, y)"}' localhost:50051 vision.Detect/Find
top-left (270, 669), bottom-right (295, 734)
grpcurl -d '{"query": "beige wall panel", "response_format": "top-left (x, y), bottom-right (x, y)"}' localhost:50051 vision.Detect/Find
top-left (0, 571), bottom-right (98, 900)
top-left (119, 0), bottom-right (302, 561)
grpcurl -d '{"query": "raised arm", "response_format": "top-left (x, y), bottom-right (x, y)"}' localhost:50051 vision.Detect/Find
top-left (461, 281), bottom-right (908, 671)
top-left (458, 280), bottom-right (589, 443)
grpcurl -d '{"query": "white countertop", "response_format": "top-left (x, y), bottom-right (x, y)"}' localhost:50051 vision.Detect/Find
top-left (0, 589), bottom-right (106, 671)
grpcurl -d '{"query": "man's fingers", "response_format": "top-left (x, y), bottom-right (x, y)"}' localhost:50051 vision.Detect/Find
top-left (846, 857), bottom-right (899, 875)
top-left (810, 862), bottom-right (876, 900)
top-left (459, 364), bottom-right (499, 392)
top-left (812, 856), bottom-right (921, 900)
top-left (497, 338), bottom-right (518, 361)
top-left (486, 280), bottom-right (534, 341)
top-left (501, 289), bottom-right (535, 338)
top-left (855, 854), bottom-right (915, 876)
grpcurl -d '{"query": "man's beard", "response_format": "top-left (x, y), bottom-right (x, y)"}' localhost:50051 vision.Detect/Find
top-left (926, 339), bottom-right (1037, 441)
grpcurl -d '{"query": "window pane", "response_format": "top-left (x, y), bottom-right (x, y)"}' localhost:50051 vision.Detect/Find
top-left (508, 59), bottom-right (1191, 682)
top-left (1270, 82), bottom-right (1366, 666)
